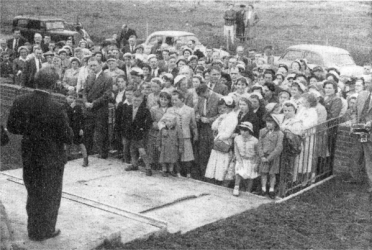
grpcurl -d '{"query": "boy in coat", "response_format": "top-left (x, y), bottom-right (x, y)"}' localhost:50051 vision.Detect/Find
top-left (121, 90), bottom-right (153, 175)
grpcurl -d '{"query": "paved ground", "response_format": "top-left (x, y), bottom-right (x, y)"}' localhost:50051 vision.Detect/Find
top-left (0, 156), bottom-right (271, 250)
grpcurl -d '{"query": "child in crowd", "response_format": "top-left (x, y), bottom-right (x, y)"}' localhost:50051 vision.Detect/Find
top-left (157, 113), bottom-right (184, 177)
top-left (257, 114), bottom-right (284, 199)
top-left (233, 122), bottom-right (259, 196)
top-left (120, 90), bottom-right (153, 176)
top-left (65, 90), bottom-right (88, 167)
top-left (115, 85), bottom-right (135, 163)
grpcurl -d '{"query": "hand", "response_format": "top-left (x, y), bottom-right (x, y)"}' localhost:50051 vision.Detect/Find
top-left (201, 117), bottom-right (209, 123)
top-left (79, 129), bottom-right (84, 136)
top-left (195, 114), bottom-right (201, 120)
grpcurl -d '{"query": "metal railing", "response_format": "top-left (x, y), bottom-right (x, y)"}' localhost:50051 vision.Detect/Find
top-left (278, 116), bottom-right (346, 198)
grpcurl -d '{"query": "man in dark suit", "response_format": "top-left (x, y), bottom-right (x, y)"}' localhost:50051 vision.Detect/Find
top-left (207, 65), bottom-right (229, 96)
top-left (148, 54), bottom-right (164, 80)
top-left (195, 84), bottom-right (220, 178)
top-left (21, 47), bottom-right (43, 88)
top-left (83, 57), bottom-right (113, 159)
top-left (116, 24), bottom-right (137, 48)
top-left (121, 35), bottom-right (138, 54)
top-left (7, 28), bottom-right (26, 57)
top-left (7, 67), bottom-right (73, 241)
top-left (120, 91), bottom-right (153, 175)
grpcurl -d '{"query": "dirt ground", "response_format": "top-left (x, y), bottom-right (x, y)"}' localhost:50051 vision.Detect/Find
top-left (100, 173), bottom-right (371, 250)
top-left (1, 0), bottom-right (371, 64)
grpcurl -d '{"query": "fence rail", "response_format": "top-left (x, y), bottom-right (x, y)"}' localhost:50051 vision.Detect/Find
top-left (278, 116), bottom-right (346, 197)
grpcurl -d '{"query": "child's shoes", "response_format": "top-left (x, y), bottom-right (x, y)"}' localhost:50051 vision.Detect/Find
top-left (233, 186), bottom-right (239, 196)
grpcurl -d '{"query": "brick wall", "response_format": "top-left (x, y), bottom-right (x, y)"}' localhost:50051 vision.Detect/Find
top-left (334, 125), bottom-right (355, 173)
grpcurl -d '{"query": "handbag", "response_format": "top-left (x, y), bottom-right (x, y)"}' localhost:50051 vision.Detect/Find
top-left (1, 125), bottom-right (9, 146)
top-left (213, 139), bottom-right (231, 153)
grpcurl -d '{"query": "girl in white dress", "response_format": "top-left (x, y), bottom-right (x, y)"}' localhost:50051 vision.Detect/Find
top-left (233, 122), bottom-right (259, 196)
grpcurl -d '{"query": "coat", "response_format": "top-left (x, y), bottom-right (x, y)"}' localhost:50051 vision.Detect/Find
top-left (324, 94), bottom-right (342, 120)
top-left (22, 57), bottom-right (43, 88)
top-left (7, 89), bottom-right (73, 239)
top-left (236, 110), bottom-right (260, 138)
top-left (355, 90), bottom-right (372, 124)
top-left (165, 105), bottom-right (197, 139)
top-left (257, 128), bottom-right (284, 174)
top-left (195, 91), bottom-right (220, 122)
top-left (7, 37), bottom-right (27, 53)
top-left (117, 102), bottom-right (152, 141)
top-left (209, 82), bottom-right (229, 96)
top-left (12, 57), bottom-right (27, 85)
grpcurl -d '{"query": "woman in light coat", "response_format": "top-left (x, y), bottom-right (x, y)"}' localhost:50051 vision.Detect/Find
top-left (205, 96), bottom-right (238, 184)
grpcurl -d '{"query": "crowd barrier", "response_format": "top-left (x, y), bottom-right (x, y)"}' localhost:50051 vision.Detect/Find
top-left (277, 116), bottom-right (345, 197)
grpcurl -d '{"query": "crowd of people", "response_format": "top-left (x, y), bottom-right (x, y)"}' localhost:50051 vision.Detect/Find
top-left (2, 23), bottom-right (372, 200)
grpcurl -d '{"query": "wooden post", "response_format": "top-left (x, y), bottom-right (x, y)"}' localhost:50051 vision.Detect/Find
top-left (146, 20), bottom-right (149, 38)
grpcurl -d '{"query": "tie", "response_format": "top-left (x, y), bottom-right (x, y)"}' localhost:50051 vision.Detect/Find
top-left (131, 46), bottom-right (134, 53)
top-left (14, 39), bottom-right (18, 50)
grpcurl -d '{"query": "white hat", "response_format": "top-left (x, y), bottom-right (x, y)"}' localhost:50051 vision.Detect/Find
top-left (265, 102), bottom-right (278, 113)
top-left (174, 75), bottom-right (186, 85)
top-left (292, 80), bottom-right (307, 93)
top-left (221, 95), bottom-right (235, 108)
top-left (123, 52), bottom-right (133, 58)
top-left (162, 73), bottom-right (174, 80)
top-left (270, 114), bottom-right (285, 126)
top-left (147, 54), bottom-right (157, 61)
top-left (250, 92), bottom-right (263, 100)
top-left (130, 67), bottom-right (144, 76)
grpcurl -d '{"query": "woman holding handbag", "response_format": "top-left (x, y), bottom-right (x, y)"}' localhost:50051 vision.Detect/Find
top-left (205, 96), bottom-right (238, 184)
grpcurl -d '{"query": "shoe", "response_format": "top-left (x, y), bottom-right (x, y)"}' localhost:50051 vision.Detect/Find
top-left (146, 169), bottom-right (152, 176)
top-left (162, 171), bottom-right (168, 177)
top-left (177, 173), bottom-right (182, 178)
top-left (268, 191), bottom-right (276, 199)
top-left (44, 229), bottom-right (61, 240)
top-left (97, 154), bottom-right (108, 159)
top-left (256, 189), bottom-right (267, 196)
top-left (125, 165), bottom-right (138, 171)
top-left (29, 234), bottom-right (44, 241)
top-left (82, 157), bottom-right (89, 167)
top-left (233, 186), bottom-right (240, 196)
top-left (187, 174), bottom-right (191, 178)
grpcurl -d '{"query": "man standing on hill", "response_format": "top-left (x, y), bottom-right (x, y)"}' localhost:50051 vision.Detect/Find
top-left (223, 3), bottom-right (236, 45)
top-left (7, 67), bottom-right (73, 241)
top-left (116, 24), bottom-right (137, 48)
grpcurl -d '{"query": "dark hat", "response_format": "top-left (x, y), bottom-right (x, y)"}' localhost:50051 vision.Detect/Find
top-left (278, 89), bottom-right (292, 98)
top-left (240, 4), bottom-right (246, 7)
top-left (264, 68), bottom-right (275, 76)
top-left (278, 64), bottom-right (289, 72)
top-left (263, 45), bottom-right (273, 51)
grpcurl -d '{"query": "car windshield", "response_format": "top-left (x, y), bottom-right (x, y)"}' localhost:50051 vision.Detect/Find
top-left (326, 53), bottom-right (356, 67)
top-left (177, 35), bottom-right (201, 45)
top-left (46, 21), bottom-right (65, 30)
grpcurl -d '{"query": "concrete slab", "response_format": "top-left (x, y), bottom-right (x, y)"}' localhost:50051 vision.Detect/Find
top-left (1, 156), bottom-right (271, 249)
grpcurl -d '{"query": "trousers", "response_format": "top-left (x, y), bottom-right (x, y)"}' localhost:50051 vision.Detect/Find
top-left (350, 135), bottom-right (372, 186)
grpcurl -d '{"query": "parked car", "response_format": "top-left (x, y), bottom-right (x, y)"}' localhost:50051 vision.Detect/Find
top-left (274, 44), bottom-right (363, 77)
top-left (140, 31), bottom-right (230, 58)
top-left (12, 15), bottom-right (86, 45)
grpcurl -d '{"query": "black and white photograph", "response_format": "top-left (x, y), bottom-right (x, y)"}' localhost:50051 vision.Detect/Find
top-left (0, 0), bottom-right (371, 249)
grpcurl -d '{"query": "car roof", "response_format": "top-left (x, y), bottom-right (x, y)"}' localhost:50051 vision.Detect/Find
top-left (287, 44), bottom-right (350, 54)
top-left (149, 31), bottom-right (195, 37)
top-left (14, 15), bottom-right (64, 22)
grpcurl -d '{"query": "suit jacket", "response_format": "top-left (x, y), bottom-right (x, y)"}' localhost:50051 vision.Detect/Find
top-left (83, 72), bottom-right (113, 115)
top-left (22, 58), bottom-right (42, 88)
top-left (356, 90), bottom-right (372, 123)
top-left (210, 82), bottom-right (229, 96)
top-left (118, 102), bottom-right (152, 141)
top-left (119, 64), bottom-right (131, 80)
top-left (164, 67), bottom-right (179, 78)
top-left (122, 44), bottom-right (137, 54)
top-left (7, 37), bottom-right (26, 52)
top-left (324, 94), bottom-right (342, 120)
top-left (193, 49), bottom-right (205, 60)
top-left (195, 91), bottom-right (220, 123)
top-left (149, 67), bottom-right (164, 79)
top-left (7, 90), bottom-right (73, 166)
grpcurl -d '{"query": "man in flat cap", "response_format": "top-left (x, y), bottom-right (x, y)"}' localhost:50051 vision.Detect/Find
top-left (116, 24), bottom-right (137, 49)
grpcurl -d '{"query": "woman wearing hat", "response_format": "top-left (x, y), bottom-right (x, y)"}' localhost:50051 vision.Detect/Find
top-left (13, 46), bottom-right (29, 85)
top-left (228, 78), bottom-right (251, 111)
top-left (323, 80), bottom-right (342, 120)
top-left (290, 80), bottom-right (307, 109)
top-left (182, 48), bottom-right (193, 61)
top-left (58, 49), bottom-right (70, 71)
top-left (205, 96), bottom-right (238, 184)
top-left (62, 57), bottom-right (81, 91)
top-left (232, 121), bottom-right (259, 196)
top-left (290, 60), bottom-right (302, 75)
top-left (42, 51), bottom-right (55, 68)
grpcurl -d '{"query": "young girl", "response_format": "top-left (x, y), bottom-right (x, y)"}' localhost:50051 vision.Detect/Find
top-left (233, 122), bottom-right (259, 196)
top-left (157, 113), bottom-right (184, 177)
top-left (257, 114), bottom-right (284, 199)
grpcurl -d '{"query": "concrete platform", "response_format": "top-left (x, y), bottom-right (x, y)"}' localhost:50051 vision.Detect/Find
top-left (0, 156), bottom-right (271, 249)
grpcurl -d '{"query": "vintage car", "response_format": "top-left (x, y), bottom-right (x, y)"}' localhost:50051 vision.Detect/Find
top-left (140, 31), bottom-right (230, 57)
top-left (12, 15), bottom-right (87, 45)
top-left (274, 44), bottom-right (363, 77)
